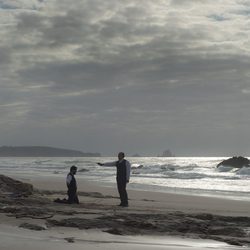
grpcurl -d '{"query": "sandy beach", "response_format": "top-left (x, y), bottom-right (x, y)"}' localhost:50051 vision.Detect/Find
top-left (0, 174), bottom-right (249, 249)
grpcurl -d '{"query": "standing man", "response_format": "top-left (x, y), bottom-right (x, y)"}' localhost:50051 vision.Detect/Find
top-left (66, 165), bottom-right (79, 204)
top-left (98, 152), bottom-right (131, 207)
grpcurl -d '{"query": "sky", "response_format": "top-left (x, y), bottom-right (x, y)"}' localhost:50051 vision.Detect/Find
top-left (1, 0), bottom-right (250, 156)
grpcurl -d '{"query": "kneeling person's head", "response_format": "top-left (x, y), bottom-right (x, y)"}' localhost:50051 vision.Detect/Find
top-left (70, 165), bottom-right (77, 174)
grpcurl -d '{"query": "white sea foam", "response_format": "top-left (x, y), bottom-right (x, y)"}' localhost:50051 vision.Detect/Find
top-left (216, 165), bottom-right (235, 172)
top-left (236, 166), bottom-right (250, 176)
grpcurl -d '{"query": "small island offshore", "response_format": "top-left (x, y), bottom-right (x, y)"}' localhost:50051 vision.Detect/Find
top-left (0, 146), bottom-right (101, 157)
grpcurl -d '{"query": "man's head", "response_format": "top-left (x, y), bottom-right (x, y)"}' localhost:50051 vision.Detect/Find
top-left (70, 165), bottom-right (77, 175)
top-left (118, 152), bottom-right (125, 161)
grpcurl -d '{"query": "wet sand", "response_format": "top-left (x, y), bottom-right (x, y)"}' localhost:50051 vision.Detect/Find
top-left (0, 174), bottom-right (250, 249)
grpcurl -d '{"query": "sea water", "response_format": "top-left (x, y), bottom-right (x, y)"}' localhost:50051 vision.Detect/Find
top-left (0, 157), bottom-right (250, 201)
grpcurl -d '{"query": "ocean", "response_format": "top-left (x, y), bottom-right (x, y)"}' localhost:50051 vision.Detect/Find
top-left (1, 157), bottom-right (250, 201)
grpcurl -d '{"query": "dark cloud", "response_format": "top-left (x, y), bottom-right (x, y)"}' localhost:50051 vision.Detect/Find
top-left (0, 47), bottom-right (11, 65)
top-left (17, 61), bottom-right (130, 91)
top-left (39, 10), bottom-right (95, 46)
top-left (16, 12), bottom-right (44, 32)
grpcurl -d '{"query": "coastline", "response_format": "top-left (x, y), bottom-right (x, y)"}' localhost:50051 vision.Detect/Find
top-left (11, 174), bottom-right (250, 216)
top-left (0, 174), bottom-right (250, 249)
top-left (1, 156), bottom-right (249, 203)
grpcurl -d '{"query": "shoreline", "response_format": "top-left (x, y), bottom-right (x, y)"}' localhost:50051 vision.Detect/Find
top-left (0, 173), bottom-right (250, 249)
top-left (1, 156), bottom-right (249, 204)
top-left (10, 174), bottom-right (250, 216)
top-left (6, 170), bottom-right (250, 200)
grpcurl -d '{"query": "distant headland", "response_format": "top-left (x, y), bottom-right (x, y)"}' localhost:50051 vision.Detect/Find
top-left (0, 146), bottom-right (101, 157)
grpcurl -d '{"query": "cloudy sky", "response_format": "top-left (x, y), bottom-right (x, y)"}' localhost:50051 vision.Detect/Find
top-left (1, 0), bottom-right (250, 156)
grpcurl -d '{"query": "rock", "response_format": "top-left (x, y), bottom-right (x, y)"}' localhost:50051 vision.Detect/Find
top-left (124, 220), bottom-right (157, 229)
top-left (0, 175), bottom-right (33, 196)
top-left (216, 156), bottom-right (250, 168)
top-left (19, 223), bottom-right (47, 231)
top-left (157, 149), bottom-right (175, 157)
top-left (64, 237), bottom-right (75, 243)
top-left (208, 226), bottom-right (246, 237)
top-left (104, 228), bottom-right (124, 235)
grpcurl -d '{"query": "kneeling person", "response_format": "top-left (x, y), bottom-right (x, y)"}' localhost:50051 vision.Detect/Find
top-left (66, 165), bottom-right (79, 204)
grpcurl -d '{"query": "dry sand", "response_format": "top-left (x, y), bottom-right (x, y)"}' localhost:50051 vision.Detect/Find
top-left (0, 174), bottom-right (249, 249)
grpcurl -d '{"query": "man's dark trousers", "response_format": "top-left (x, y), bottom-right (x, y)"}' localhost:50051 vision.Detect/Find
top-left (117, 178), bottom-right (128, 205)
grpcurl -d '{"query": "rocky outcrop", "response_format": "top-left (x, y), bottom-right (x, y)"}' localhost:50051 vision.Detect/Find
top-left (157, 149), bottom-right (175, 157)
top-left (216, 156), bottom-right (250, 168)
top-left (0, 174), bottom-right (33, 196)
top-left (47, 212), bottom-right (250, 246)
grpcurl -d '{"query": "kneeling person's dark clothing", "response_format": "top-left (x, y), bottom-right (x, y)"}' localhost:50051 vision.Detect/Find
top-left (67, 171), bottom-right (79, 204)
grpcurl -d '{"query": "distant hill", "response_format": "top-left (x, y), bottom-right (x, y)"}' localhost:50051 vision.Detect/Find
top-left (0, 146), bottom-right (101, 157)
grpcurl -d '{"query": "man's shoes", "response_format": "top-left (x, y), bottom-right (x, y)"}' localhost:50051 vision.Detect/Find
top-left (117, 203), bottom-right (128, 207)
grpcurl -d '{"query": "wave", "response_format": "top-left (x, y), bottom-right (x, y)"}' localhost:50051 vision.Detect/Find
top-left (165, 173), bottom-right (207, 179)
top-left (217, 165), bottom-right (250, 176)
top-left (33, 160), bottom-right (52, 165)
top-left (1, 156), bottom-right (250, 201)
top-left (216, 165), bottom-right (235, 172)
top-left (130, 162), bottom-right (247, 181)
top-left (235, 167), bottom-right (250, 176)
top-left (64, 160), bottom-right (83, 164)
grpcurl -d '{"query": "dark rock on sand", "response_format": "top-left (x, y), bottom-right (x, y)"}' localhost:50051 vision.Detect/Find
top-left (0, 206), bottom-right (54, 219)
top-left (64, 237), bottom-right (75, 243)
top-left (47, 212), bottom-right (250, 241)
top-left (19, 223), bottom-right (47, 231)
top-left (207, 226), bottom-right (245, 237)
top-left (216, 156), bottom-right (250, 168)
top-left (0, 175), bottom-right (33, 196)
top-left (104, 228), bottom-right (124, 235)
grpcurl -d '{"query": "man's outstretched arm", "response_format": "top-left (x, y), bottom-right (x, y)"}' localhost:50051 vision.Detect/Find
top-left (97, 161), bottom-right (117, 167)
